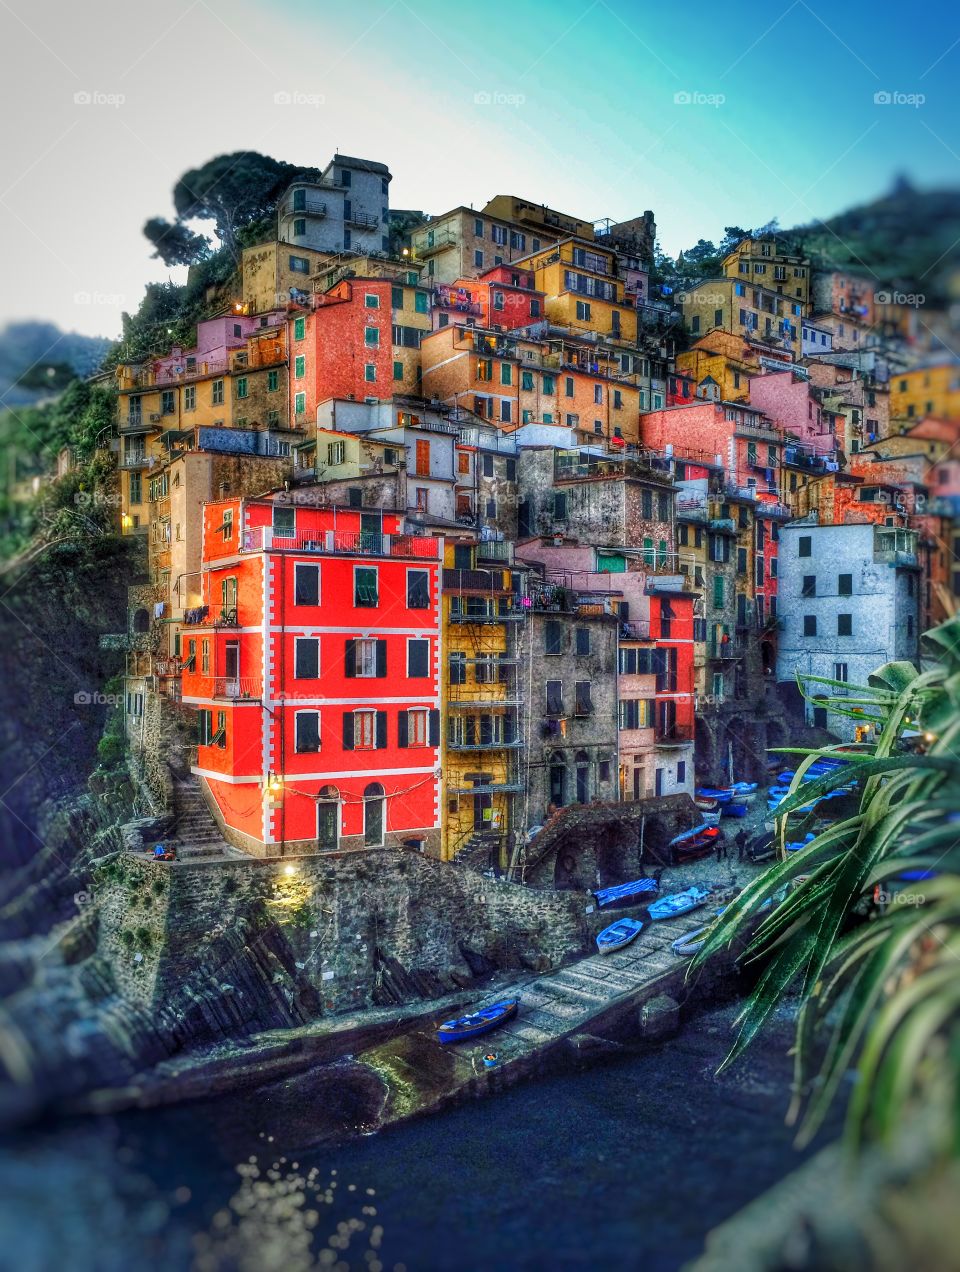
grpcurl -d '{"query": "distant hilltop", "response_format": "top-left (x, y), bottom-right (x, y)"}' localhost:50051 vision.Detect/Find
top-left (0, 321), bottom-right (112, 408)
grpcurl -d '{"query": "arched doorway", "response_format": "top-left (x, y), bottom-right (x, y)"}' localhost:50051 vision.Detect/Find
top-left (317, 785), bottom-right (340, 851)
top-left (363, 782), bottom-right (385, 846)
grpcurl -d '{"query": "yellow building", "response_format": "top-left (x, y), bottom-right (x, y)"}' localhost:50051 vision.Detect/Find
top-left (481, 195), bottom-right (594, 241)
top-left (721, 235), bottom-right (810, 307)
top-left (241, 241), bottom-right (334, 313)
top-left (410, 206), bottom-right (563, 287)
top-left (116, 322), bottom-right (288, 535)
top-left (674, 330), bottom-right (785, 402)
top-left (891, 362), bottom-right (960, 423)
top-left (441, 534), bottom-right (525, 866)
top-left (680, 278), bottom-right (802, 358)
top-left (519, 237), bottom-right (639, 343)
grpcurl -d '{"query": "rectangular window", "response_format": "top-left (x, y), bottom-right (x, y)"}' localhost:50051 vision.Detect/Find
top-left (267, 369), bottom-right (279, 392)
top-left (546, 680), bottom-right (564, 715)
top-left (835, 662), bottom-right (848, 683)
top-left (295, 711), bottom-right (320, 753)
top-left (545, 619), bottom-right (563, 655)
top-left (212, 379), bottom-right (224, 406)
top-left (838, 613), bottom-right (853, 636)
top-left (289, 255), bottom-right (310, 273)
top-left (801, 575), bottom-right (816, 598)
top-left (364, 326), bottom-right (379, 347)
top-left (803, 615), bottom-right (817, 637)
top-left (575, 682), bottom-right (593, 716)
top-left (521, 370), bottom-right (534, 391)
top-left (160, 389), bottom-right (175, 414)
top-left (393, 360), bottom-right (403, 380)
top-left (798, 535), bottom-right (812, 557)
top-left (294, 392), bottom-right (306, 414)
top-left (354, 567), bottom-right (378, 607)
top-left (346, 637), bottom-right (386, 679)
top-left (575, 627), bottom-right (590, 656)
top-left (184, 386), bottom-right (196, 411)
top-left (348, 710), bottom-right (381, 751)
top-left (407, 569), bottom-right (430, 609)
top-left (407, 638), bottom-right (429, 678)
top-left (294, 355), bottom-right (305, 379)
top-left (364, 293), bottom-right (380, 309)
top-left (713, 575), bottom-right (724, 609)
top-left (294, 563), bottom-right (319, 605)
top-left (500, 362), bottom-right (512, 385)
top-left (364, 364), bottom-right (376, 382)
top-left (236, 377), bottom-right (248, 399)
top-left (401, 708), bottom-right (430, 748)
top-left (294, 637), bottom-right (319, 679)
top-left (838, 573), bottom-right (853, 596)
top-left (294, 317), bottom-right (305, 340)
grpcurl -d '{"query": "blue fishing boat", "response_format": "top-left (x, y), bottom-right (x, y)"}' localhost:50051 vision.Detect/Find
top-left (596, 916), bottom-right (644, 954)
top-left (594, 877), bottom-right (659, 909)
top-left (785, 832), bottom-right (816, 852)
top-left (672, 926), bottom-right (708, 956)
top-left (648, 886), bottom-right (711, 921)
top-left (436, 998), bottom-right (520, 1044)
top-left (721, 801), bottom-right (750, 817)
top-left (728, 781), bottom-right (758, 795)
top-left (697, 787), bottom-right (734, 804)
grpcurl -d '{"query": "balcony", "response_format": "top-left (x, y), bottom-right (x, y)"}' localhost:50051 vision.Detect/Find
top-left (240, 527), bottom-right (440, 559)
top-left (709, 517), bottom-right (737, 535)
top-left (119, 416), bottom-right (158, 435)
top-left (119, 451), bottom-right (148, 469)
top-left (444, 567), bottom-right (512, 592)
top-left (655, 723), bottom-right (694, 745)
top-left (449, 604), bottom-right (523, 624)
top-left (476, 540), bottom-right (514, 563)
top-left (450, 781), bottom-right (524, 795)
top-left (285, 197), bottom-right (328, 218)
top-left (447, 692), bottom-right (522, 708)
top-left (735, 419), bottom-right (781, 443)
top-left (620, 619), bottom-right (652, 640)
top-left (708, 641), bottom-right (741, 660)
top-left (345, 209), bottom-right (379, 229)
top-left (213, 677), bottom-right (261, 700)
top-left (415, 228), bottom-right (458, 256)
top-left (447, 738), bottom-right (523, 751)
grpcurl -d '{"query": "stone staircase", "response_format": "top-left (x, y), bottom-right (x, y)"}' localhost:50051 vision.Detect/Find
top-left (166, 780), bottom-right (240, 861)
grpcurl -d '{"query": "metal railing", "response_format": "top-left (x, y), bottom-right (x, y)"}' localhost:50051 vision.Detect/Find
top-left (213, 677), bottom-right (261, 699)
top-left (241, 527), bottom-right (439, 559)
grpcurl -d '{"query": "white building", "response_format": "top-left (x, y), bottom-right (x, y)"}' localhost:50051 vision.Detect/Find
top-left (776, 517), bottom-right (921, 739)
top-left (801, 319), bottom-right (834, 357)
top-left (277, 155), bottom-right (391, 257)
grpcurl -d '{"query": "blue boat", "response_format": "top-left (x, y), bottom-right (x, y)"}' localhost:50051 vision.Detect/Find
top-left (728, 781), bottom-right (758, 795)
top-left (594, 877), bottom-right (659, 909)
top-left (785, 832), bottom-right (816, 852)
top-left (648, 886), bottom-right (711, 921)
top-left (437, 998), bottom-right (520, 1045)
top-left (697, 787), bottom-right (734, 804)
top-left (596, 917), bottom-right (644, 954)
top-left (721, 801), bottom-right (750, 817)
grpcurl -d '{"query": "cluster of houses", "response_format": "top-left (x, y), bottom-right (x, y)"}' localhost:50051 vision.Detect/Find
top-left (109, 153), bottom-right (959, 868)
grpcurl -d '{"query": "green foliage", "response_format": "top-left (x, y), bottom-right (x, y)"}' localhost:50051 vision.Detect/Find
top-left (97, 732), bottom-right (125, 768)
top-left (692, 616), bottom-right (960, 1156)
top-left (143, 216), bottom-right (211, 267)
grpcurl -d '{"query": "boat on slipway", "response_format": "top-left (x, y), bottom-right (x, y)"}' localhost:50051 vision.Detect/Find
top-left (436, 998), bottom-right (520, 1044)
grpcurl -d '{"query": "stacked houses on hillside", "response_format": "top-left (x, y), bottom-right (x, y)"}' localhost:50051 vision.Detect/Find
top-left (108, 157), bottom-right (958, 872)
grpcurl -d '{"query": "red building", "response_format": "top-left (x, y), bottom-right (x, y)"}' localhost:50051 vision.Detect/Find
top-left (641, 399), bottom-right (783, 497)
top-left (430, 265), bottom-right (545, 332)
top-left (180, 497), bottom-right (442, 857)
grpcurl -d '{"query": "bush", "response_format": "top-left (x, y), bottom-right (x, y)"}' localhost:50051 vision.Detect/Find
top-left (97, 732), bottom-right (125, 767)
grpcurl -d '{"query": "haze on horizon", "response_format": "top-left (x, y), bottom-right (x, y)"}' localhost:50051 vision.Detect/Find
top-left (0, 0), bottom-right (955, 341)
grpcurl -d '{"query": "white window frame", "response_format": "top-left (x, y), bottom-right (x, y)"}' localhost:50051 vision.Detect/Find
top-left (353, 709), bottom-right (377, 749)
top-left (294, 709), bottom-right (321, 753)
top-left (407, 708), bottom-right (429, 747)
top-left (356, 637), bottom-right (378, 677)
top-left (294, 563), bottom-right (320, 606)
top-left (294, 636), bottom-right (320, 679)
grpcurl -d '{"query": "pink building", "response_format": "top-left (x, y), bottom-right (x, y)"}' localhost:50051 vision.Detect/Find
top-left (748, 370), bottom-right (842, 458)
top-left (640, 400), bottom-right (783, 496)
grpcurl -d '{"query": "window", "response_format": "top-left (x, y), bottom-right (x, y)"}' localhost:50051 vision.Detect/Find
top-left (594, 384), bottom-right (603, 405)
top-left (449, 651), bottom-right (466, 685)
top-left (713, 575), bottom-right (724, 609)
top-left (545, 620), bottom-right (563, 655)
top-left (294, 317), bottom-right (305, 340)
top-left (493, 291), bottom-right (505, 311)
top-left (184, 386), bottom-right (196, 411)
top-left (737, 547), bottom-right (748, 575)
top-left (838, 573), bottom-right (853, 596)
top-left (407, 569), bottom-right (430, 609)
top-left (294, 563), bottom-right (320, 605)
top-left (553, 491), bottom-right (567, 520)
top-left (364, 364), bottom-right (376, 382)
top-left (407, 638), bottom-right (429, 678)
top-left (400, 708), bottom-right (431, 748)
top-left (160, 389), bottom-right (175, 415)
top-left (474, 217), bottom-right (484, 236)
top-left (801, 575), bottom-right (816, 598)
top-left (221, 509), bottom-right (234, 541)
top-left (575, 301), bottom-right (591, 321)
top-left (530, 299), bottom-right (541, 317)
top-left (575, 682), bottom-right (593, 716)
top-left (289, 255), bottom-right (310, 273)
top-left (474, 250), bottom-right (484, 269)
top-left (354, 567), bottom-right (378, 607)
top-left (212, 379), bottom-right (224, 406)
top-left (565, 377), bottom-right (574, 398)
top-left (364, 293), bottom-right (380, 309)
top-left (835, 662), bottom-right (848, 684)
top-left (521, 370), bottom-right (534, 391)
top-left (201, 639), bottom-right (210, 674)
top-left (236, 377), bottom-right (248, 399)
top-left (294, 637), bottom-right (319, 679)
top-left (575, 627), bottom-right (590, 656)
top-left (294, 392), bottom-right (306, 414)
top-left (295, 712), bottom-right (320, 753)
top-left (346, 637), bottom-right (386, 678)
top-left (500, 362), bottom-right (512, 386)
top-left (345, 709), bottom-right (384, 751)
top-left (414, 291), bottom-right (428, 314)
top-left (267, 369), bottom-right (279, 392)
top-left (798, 535), bottom-right (812, 557)
top-left (803, 615), bottom-right (817, 637)
top-left (364, 325), bottom-right (379, 347)
top-left (838, 613), bottom-right (853, 636)
top-left (546, 680), bottom-right (564, 715)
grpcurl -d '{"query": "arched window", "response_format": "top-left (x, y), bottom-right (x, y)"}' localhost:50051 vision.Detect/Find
top-left (363, 782), bottom-right (385, 847)
top-left (575, 750), bottom-right (590, 804)
top-left (317, 786), bottom-right (340, 851)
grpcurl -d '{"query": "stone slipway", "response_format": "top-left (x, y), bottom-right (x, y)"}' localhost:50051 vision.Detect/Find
top-left (350, 906), bottom-right (736, 1132)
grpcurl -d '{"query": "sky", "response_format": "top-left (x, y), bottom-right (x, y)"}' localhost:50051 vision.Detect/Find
top-left (0, 0), bottom-right (957, 340)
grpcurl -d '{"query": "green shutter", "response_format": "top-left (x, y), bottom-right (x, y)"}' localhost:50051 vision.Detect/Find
top-left (713, 575), bottom-right (724, 608)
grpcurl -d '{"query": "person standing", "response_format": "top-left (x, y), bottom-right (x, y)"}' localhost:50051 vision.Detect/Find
top-left (735, 828), bottom-right (748, 862)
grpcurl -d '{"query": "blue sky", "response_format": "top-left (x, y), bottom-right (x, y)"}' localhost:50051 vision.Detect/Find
top-left (0, 0), bottom-right (956, 338)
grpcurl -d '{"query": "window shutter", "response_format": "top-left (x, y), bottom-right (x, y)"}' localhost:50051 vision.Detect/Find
top-left (376, 640), bottom-right (387, 677)
top-left (398, 710), bottom-right (409, 748)
top-left (295, 639), bottom-right (318, 679)
top-left (342, 712), bottom-right (354, 751)
top-left (429, 708), bottom-right (440, 746)
top-left (344, 639), bottom-right (357, 677)
top-left (376, 711), bottom-right (387, 748)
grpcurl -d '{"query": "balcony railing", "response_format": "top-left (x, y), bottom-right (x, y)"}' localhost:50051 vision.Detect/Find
top-left (444, 567), bottom-right (512, 592)
top-left (345, 209), bottom-right (379, 229)
top-left (415, 228), bottom-right (458, 255)
top-left (708, 641), bottom-right (741, 660)
top-left (284, 198), bottom-right (327, 218)
top-left (119, 452), bottom-right (148, 469)
top-left (655, 724), bottom-right (694, 745)
top-left (447, 738), bottom-right (523, 751)
top-left (476, 540), bottom-right (513, 563)
top-left (241, 527), bottom-right (440, 559)
top-left (620, 619), bottom-right (652, 640)
top-left (213, 677), bottom-right (261, 700)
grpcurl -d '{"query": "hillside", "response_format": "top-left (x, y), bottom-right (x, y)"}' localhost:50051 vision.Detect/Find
top-left (0, 321), bottom-right (112, 407)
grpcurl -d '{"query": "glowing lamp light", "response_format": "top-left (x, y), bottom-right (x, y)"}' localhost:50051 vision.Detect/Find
top-left (268, 771), bottom-right (283, 793)
top-left (283, 864), bottom-right (297, 876)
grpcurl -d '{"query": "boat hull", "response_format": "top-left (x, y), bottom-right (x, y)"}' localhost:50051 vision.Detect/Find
top-left (437, 998), bottom-right (520, 1044)
top-left (596, 918), bottom-right (643, 954)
